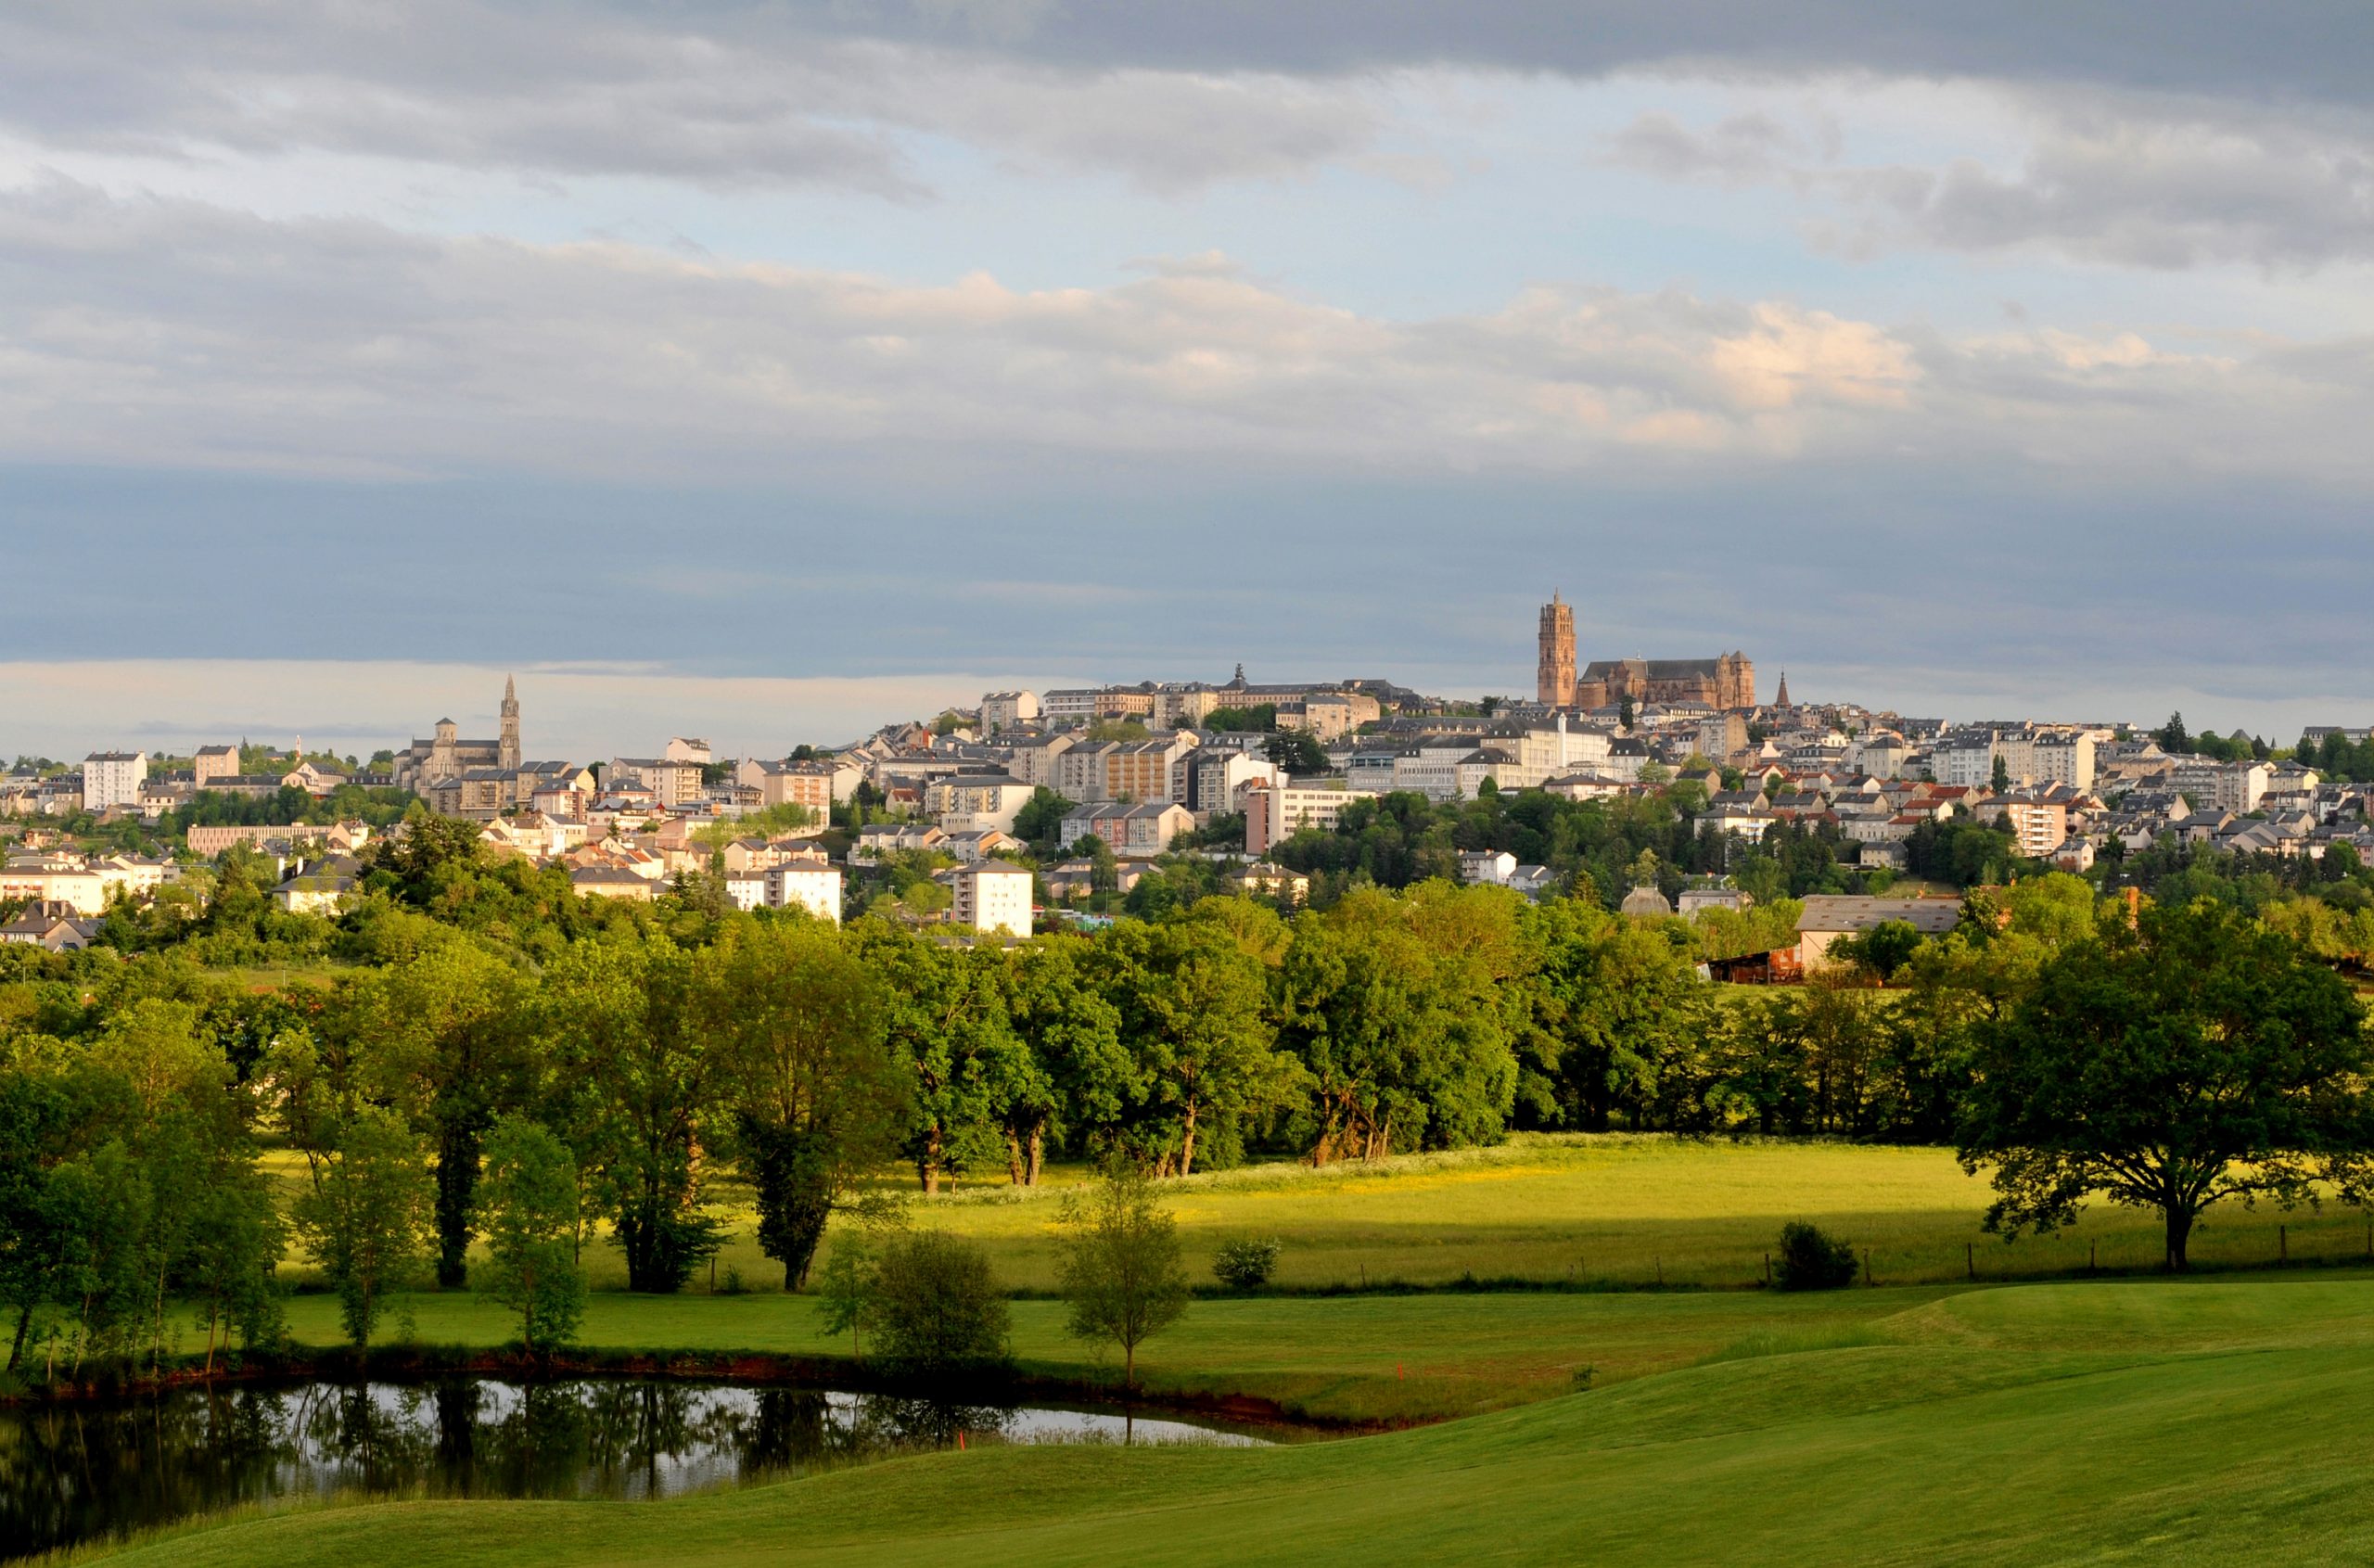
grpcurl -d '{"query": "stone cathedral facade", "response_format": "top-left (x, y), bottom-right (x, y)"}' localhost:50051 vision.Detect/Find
top-left (1537, 595), bottom-right (1755, 710)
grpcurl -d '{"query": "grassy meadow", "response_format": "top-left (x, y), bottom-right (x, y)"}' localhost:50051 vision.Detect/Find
top-left (265, 1132), bottom-right (2374, 1297)
top-left (94, 1275), bottom-right (2374, 1567)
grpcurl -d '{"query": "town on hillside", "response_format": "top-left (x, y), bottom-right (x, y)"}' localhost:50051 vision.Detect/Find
top-left (7, 595), bottom-right (2369, 966)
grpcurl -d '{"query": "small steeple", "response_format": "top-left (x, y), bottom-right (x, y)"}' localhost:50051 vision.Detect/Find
top-left (1776, 671), bottom-right (1792, 708)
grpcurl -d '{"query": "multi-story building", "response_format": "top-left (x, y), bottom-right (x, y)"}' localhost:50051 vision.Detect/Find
top-left (81, 751), bottom-right (147, 812)
top-left (764, 862), bottom-right (844, 924)
top-left (608, 756), bottom-right (704, 809)
top-left (927, 773), bottom-right (1036, 835)
top-left (2000, 796), bottom-right (2071, 860)
top-left (1107, 735), bottom-right (1199, 802)
top-left (979, 691), bottom-right (1041, 732)
top-left (1175, 750), bottom-right (1280, 819)
top-left (738, 757), bottom-right (861, 815)
top-left (950, 860), bottom-right (1033, 938)
top-left (1058, 801), bottom-right (1194, 857)
top-left (1242, 780), bottom-right (1359, 855)
top-left (192, 746), bottom-right (240, 788)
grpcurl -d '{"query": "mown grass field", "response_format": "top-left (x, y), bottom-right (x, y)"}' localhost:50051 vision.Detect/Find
top-left (97, 1275), bottom-right (2374, 1566)
top-left (266, 1133), bottom-right (2374, 1296)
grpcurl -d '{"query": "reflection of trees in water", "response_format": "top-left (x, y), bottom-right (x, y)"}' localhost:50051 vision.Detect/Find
top-left (0, 1379), bottom-right (1034, 1558)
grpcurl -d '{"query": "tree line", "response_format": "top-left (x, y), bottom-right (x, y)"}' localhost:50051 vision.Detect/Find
top-left (6, 858), bottom-right (2371, 1379)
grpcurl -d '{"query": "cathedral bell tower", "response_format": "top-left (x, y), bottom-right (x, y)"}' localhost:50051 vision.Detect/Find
top-left (1537, 593), bottom-right (1576, 707)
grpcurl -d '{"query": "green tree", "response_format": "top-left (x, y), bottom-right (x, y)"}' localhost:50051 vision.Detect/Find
top-left (289, 1106), bottom-right (432, 1348)
top-left (473, 1115), bottom-right (586, 1353)
top-left (1264, 731), bottom-right (1330, 777)
top-left (1012, 786), bottom-right (1077, 853)
top-left (340, 943), bottom-right (529, 1287)
top-left (1096, 915), bottom-right (1288, 1175)
top-left (533, 934), bottom-right (721, 1293)
top-left (857, 924), bottom-right (1025, 1192)
top-left (1958, 900), bottom-right (2374, 1269)
top-left (870, 1230), bottom-right (1010, 1380)
top-left (1055, 1166), bottom-right (1191, 1387)
top-left (1001, 940), bottom-right (1130, 1184)
top-left (708, 921), bottom-right (903, 1288)
top-left (1832, 918), bottom-right (1925, 981)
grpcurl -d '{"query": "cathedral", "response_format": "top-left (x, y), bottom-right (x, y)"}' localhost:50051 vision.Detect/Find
top-left (391, 676), bottom-right (522, 795)
top-left (1536, 594), bottom-right (1755, 710)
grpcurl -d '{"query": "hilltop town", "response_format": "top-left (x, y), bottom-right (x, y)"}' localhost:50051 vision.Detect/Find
top-left (6, 595), bottom-right (2369, 961)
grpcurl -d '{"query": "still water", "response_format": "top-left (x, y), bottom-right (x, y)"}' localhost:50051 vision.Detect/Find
top-left (0, 1377), bottom-right (1264, 1558)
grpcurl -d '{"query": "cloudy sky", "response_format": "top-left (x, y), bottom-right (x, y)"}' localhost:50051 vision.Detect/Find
top-left (5, 1), bottom-right (2372, 759)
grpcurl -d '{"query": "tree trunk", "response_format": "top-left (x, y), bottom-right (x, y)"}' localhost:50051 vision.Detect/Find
top-left (1005, 1130), bottom-right (1026, 1186)
top-left (1179, 1099), bottom-right (1199, 1177)
top-left (1027, 1126), bottom-right (1043, 1187)
top-left (6, 1303), bottom-right (30, 1372)
top-left (2166, 1205), bottom-right (2195, 1271)
top-left (434, 1122), bottom-right (482, 1288)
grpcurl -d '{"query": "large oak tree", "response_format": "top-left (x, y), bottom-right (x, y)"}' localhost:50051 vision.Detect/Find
top-left (1958, 900), bottom-right (2374, 1269)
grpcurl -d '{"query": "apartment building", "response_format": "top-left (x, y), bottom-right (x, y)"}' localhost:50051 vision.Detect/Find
top-left (1242, 780), bottom-right (1359, 855)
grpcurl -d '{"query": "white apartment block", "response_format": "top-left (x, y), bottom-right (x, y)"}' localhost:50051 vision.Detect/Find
top-left (764, 863), bottom-right (845, 924)
top-left (1930, 733), bottom-right (1997, 788)
top-left (927, 774), bottom-right (1036, 835)
top-left (1243, 781), bottom-right (1359, 855)
top-left (951, 860), bottom-right (1033, 938)
top-left (82, 752), bottom-right (147, 812)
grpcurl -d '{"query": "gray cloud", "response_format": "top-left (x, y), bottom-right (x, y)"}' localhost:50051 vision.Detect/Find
top-left (1608, 96), bottom-right (2374, 268)
top-left (4, 178), bottom-right (2372, 493)
top-left (0, 5), bottom-right (1383, 195)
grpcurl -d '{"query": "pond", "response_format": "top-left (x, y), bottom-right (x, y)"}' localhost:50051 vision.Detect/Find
top-left (0, 1376), bottom-right (1268, 1559)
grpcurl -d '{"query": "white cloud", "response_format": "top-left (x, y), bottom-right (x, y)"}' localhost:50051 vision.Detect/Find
top-left (5, 178), bottom-right (2373, 489)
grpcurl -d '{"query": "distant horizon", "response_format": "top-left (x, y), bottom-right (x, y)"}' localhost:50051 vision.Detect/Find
top-left (1, 654), bottom-right (2358, 767)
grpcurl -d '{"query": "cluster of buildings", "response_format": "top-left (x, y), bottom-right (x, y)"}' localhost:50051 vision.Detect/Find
top-left (10, 595), bottom-right (2374, 950)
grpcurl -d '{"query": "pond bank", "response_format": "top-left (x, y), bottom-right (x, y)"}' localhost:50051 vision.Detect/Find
top-left (1, 1343), bottom-right (1372, 1435)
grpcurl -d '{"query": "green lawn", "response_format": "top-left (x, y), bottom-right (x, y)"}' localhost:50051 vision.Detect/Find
top-left (269, 1133), bottom-right (2374, 1296)
top-left (99, 1275), bottom-right (2374, 1566)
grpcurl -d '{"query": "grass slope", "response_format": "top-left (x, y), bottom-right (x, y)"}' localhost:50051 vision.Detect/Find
top-left (98, 1277), bottom-right (2374, 1567)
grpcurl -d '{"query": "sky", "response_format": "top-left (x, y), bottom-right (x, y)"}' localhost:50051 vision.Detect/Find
top-left (5, 1), bottom-right (2373, 759)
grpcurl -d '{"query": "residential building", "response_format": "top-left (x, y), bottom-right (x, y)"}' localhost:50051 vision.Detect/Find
top-left (927, 773), bottom-right (1036, 835)
top-left (82, 751), bottom-right (147, 812)
top-left (272, 857), bottom-right (362, 915)
top-left (192, 746), bottom-right (240, 787)
top-left (571, 866), bottom-right (658, 901)
top-left (1795, 896), bottom-right (1963, 973)
top-left (2000, 796), bottom-right (2071, 860)
top-left (979, 691), bottom-right (1041, 732)
top-left (608, 756), bottom-right (704, 809)
top-left (1225, 861), bottom-right (1310, 905)
top-left (764, 862), bottom-right (844, 924)
top-left (950, 860), bottom-right (1034, 938)
top-left (1242, 780), bottom-right (1359, 856)
top-left (1059, 801), bottom-right (1194, 857)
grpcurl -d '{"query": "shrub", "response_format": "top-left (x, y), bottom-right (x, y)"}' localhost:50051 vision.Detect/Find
top-left (1211, 1238), bottom-right (1282, 1290)
top-left (1772, 1221), bottom-right (1859, 1291)
top-left (871, 1230), bottom-right (1011, 1380)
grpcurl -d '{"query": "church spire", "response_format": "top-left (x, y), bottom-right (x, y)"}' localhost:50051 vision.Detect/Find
top-left (1776, 670), bottom-right (1792, 708)
top-left (499, 674), bottom-right (522, 771)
